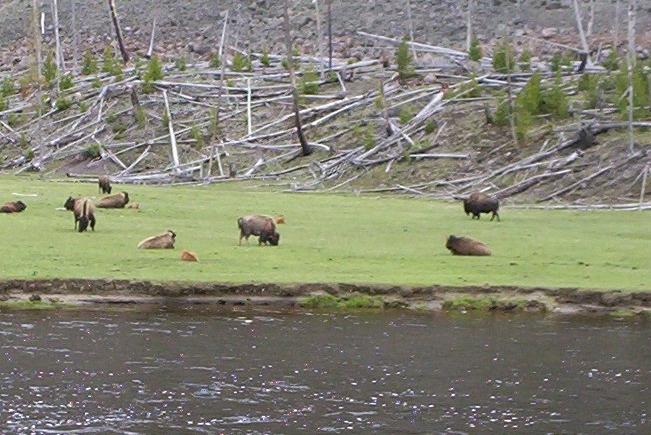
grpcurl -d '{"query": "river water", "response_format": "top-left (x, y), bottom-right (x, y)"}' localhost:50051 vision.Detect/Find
top-left (0, 307), bottom-right (649, 434)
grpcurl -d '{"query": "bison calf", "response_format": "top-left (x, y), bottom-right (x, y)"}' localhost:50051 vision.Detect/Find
top-left (238, 215), bottom-right (280, 246)
top-left (446, 235), bottom-right (491, 256)
top-left (0, 201), bottom-right (27, 213)
top-left (463, 191), bottom-right (500, 221)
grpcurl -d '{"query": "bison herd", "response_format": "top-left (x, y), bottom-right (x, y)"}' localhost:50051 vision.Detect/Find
top-left (2, 176), bottom-right (501, 257)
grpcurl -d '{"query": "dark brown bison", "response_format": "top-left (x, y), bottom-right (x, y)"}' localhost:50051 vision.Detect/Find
top-left (237, 215), bottom-right (280, 246)
top-left (463, 191), bottom-right (500, 221)
top-left (64, 196), bottom-right (96, 232)
top-left (97, 191), bottom-right (129, 209)
top-left (446, 235), bottom-right (491, 256)
top-left (0, 201), bottom-right (27, 213)
top-left (98, 175), bottom-right (112, 194)
top-left (138, 230), bottom-right (176, 249)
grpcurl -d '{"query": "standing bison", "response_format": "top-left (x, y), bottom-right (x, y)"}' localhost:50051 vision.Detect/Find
top-left (237, 215), bottom-right (280, 246)
top-left (463, 192), bottom-right (500, 221)
top-left (98, 175), bottom-right (112, 194)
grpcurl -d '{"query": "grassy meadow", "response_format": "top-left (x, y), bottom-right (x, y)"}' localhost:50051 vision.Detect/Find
top-left (0, 176), bottom-right (649, 291)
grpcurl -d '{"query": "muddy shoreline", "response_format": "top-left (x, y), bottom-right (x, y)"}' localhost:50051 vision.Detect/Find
top-left (0, 279), bottom-right (650, 316)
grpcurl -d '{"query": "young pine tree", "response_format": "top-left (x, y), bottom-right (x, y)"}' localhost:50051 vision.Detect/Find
top-left (396, 38), bottom-right (415, 83)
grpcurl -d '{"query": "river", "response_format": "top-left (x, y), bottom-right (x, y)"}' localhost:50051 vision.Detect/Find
top-left (0, 307), bottom-right (649, 433)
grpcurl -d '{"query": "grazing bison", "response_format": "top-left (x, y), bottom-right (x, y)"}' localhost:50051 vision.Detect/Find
top-left (98, 175), bottom-right (112, 194)
top-left (64, 196), bottom-right (96, 232)
top-left (138, 230), bottom-right (176, 249)
top-left (446, 235), bottom-right (491, 256)
top-left (0, 201), bottom-right (27, 213)
top-left (237, 215), bottom-right (280, 246)
top-left (97, 191), bottom-right (129, 209)
top-left (463, 191), bottom-right (500, 221)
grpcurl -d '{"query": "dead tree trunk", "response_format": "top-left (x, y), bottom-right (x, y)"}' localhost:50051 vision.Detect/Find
top-left (31, 0), bottom-right (44, 159)
top-left (626, 0), bottom-right (636, 153)
top-left (327, 0), bottom-right (333, 70)
top-left (107, 0), bottom-right (140, 118)
top-left (107, 0), bottom-right (130, 63)
top-left (51, 0), bottom-right (64, 72)
top-left (284, 0), bottom-right (311, 156)
top-left (31, 0), bottom-right (42, 84)
top-left (466, 0), bottom-right (473, 52)
top-left (614, 0), bottom-right (621, 49)
top-left (314, 0), bottom-right (325, 79)
top-left (407, 0), bottom-right (417, 59)
top-left (71, 0), bottom-right (79, 72)
top-left (572, 0), bottom-right (591, 63)
top-left (587, 0), bottom-right (595, 37)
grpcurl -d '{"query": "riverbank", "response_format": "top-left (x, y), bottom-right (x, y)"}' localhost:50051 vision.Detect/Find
top-left (2, 178), bottom-right (651, 291)
top-left (1, 279), bottom-right (650, 317)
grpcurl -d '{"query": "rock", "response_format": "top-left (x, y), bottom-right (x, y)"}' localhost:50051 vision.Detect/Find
top-left (541, 27), bottom-right (559, 39)
top-left (29, 294), bottom-right (42, 302)
top-left (423, 73), bottom-right (437, 85)
top-left (126, 202), bottom-right (141, 210)
top-left (188, 42), bottom-right (210, 55)
top-left (181, 250), bottom-right (199, 262)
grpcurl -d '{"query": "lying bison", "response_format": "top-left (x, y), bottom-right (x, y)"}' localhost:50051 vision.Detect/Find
top-left (446, 235), bottom-right (491, 256)
top-left (0, 201), bottom-right (27, 213)
top-left (138, 230), bottom-right (176, 249)
top-left (238, 215), bottom-right (280, 246)
top-left (97, 191), bottom-right (129, 209)
top-left (463, 191), bottom-right (500, 221)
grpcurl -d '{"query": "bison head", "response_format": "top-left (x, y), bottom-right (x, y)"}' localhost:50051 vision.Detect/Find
top-left (64, 196), bottom-right (76, 211)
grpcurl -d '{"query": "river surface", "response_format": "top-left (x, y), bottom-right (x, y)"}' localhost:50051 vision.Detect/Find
top-left (0, 307), bottom-right (649, 434)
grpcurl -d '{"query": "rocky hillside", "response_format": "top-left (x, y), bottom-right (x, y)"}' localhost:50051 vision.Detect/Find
top-left (0, 0), bottom-right (650, 206)
top-left (1, 0), bottom-right (648, 69)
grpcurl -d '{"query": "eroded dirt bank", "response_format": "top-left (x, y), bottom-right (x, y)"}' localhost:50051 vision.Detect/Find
top-left (1, 279), bottom-right (650, 316)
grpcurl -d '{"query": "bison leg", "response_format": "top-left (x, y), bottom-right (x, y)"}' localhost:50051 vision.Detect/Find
top-left (90, 215), bottom-right (96, 231)
top-left (491, 211), bottom-right (500, 222)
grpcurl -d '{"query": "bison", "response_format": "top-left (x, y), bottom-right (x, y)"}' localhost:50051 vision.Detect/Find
top-left (0, 201), bottom-right (27, 213)
top-left (98, 175), bottom-right (112, 194)
top-left (138, 230), bottom-right (176, 249)
top-left (97, 191), bottom-right (129, 209)
top-left (237, 215), bottom-right (280, 246)
top-left (463, 191), bottom-right (500, 221)
top-left (64, 196), bottom-right (96, 232)
top-left (446, 235), bottom-right (491, 256)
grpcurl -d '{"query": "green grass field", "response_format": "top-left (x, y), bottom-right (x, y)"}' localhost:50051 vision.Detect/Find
top-left (0, 176), bottom-right (649, 291)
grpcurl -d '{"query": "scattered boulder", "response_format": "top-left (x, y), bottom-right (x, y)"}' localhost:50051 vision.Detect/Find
top-left (29, 294), bottom-right (42, 302)
top-left (541, 27), bottom-right (559, 39)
